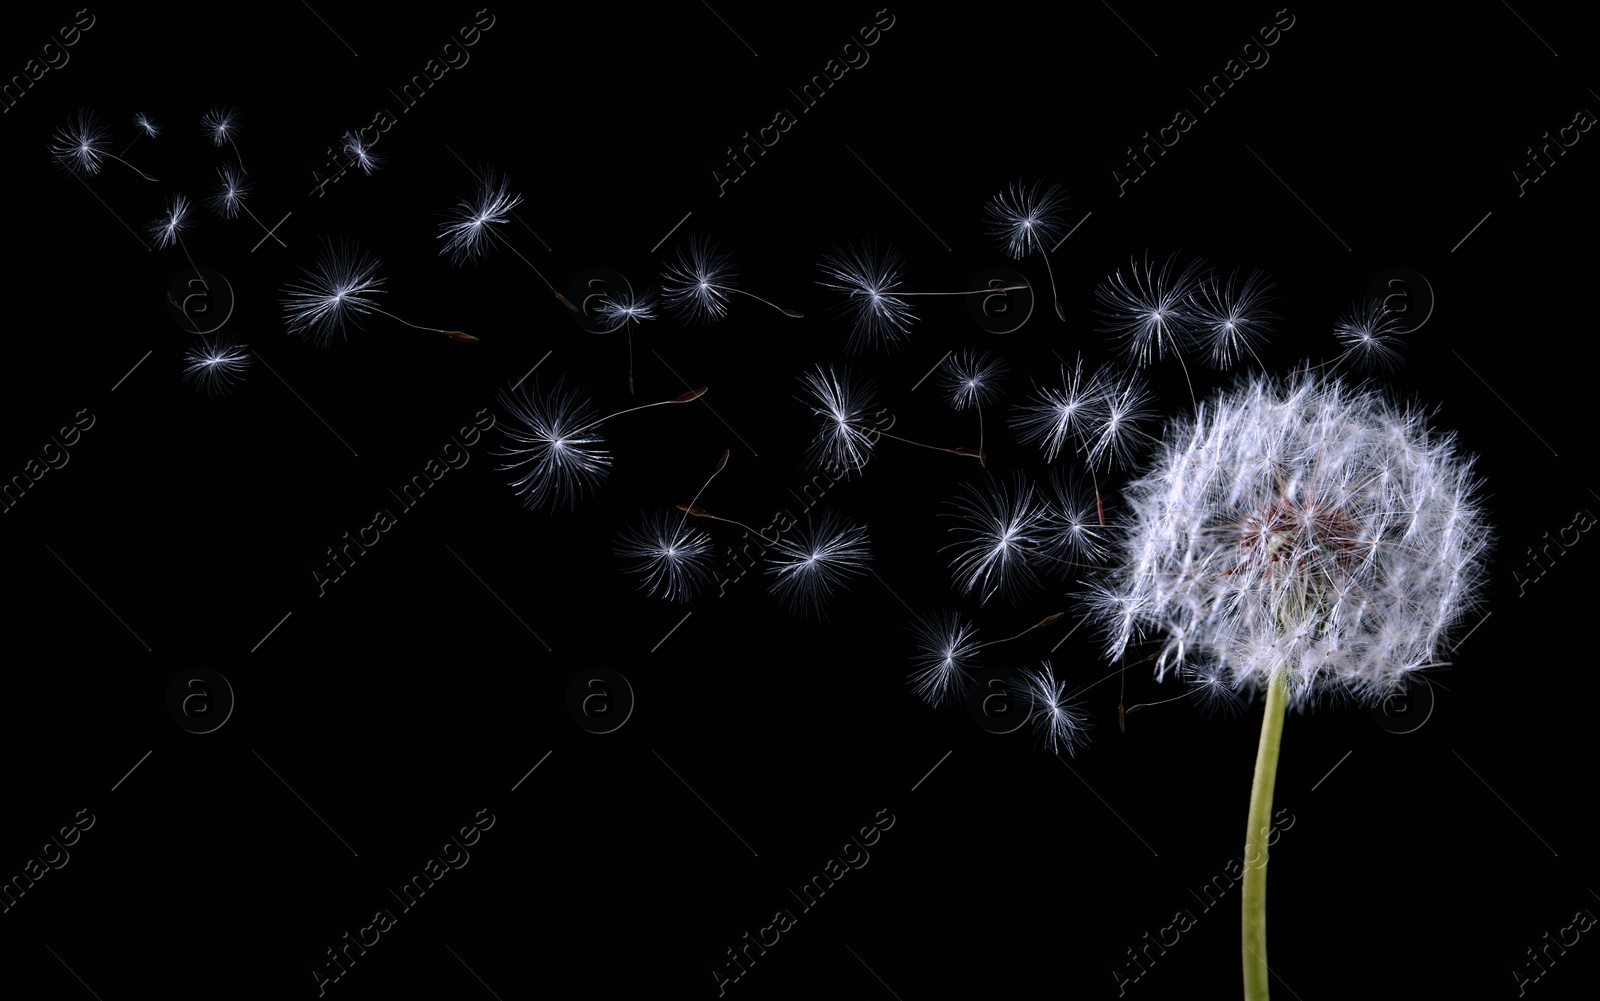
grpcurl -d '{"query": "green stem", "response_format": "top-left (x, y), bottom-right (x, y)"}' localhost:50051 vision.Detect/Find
top-left (1242, 668), bottom-right (1289, 1001)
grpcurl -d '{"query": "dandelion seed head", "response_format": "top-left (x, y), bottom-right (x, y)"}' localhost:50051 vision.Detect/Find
top-left (133, 112), bottom-right (161, 138)
top-left (1086, 374), bottom-right (1492, 709)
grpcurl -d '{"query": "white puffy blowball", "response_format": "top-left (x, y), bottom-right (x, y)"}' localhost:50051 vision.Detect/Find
top-left (1086, 374), bottom-right (1492, 709)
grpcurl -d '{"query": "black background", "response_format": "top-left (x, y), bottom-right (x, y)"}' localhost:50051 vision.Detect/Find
top-left (3, 3), bottom-right (1597, 999)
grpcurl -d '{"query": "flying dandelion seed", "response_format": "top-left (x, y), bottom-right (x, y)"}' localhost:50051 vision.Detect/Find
top-left (497, 378), bottom-right (611, 513)
top-left (594, 289), bottom-right (657, 329)
top-left (906, 608), bottom-right (1068, 710)
top-left (1083, 368), bottom-right (1157, 472)
top-left (1178, 664), bottom-right (1248, 720)
top-left (661, 234), bottom-right (802, 323)
top-left (147, 194), bottom-right (207, 284)
top-left (818, 240), bottom-right (917, 351)
top-left (1010, 353), bottom-right (1108, 464)
top-left (497, 379), bottom-right (707, 513)
top-left (984, 179), bottom-right (1070, 321)
top-left (438, 167), bottom-right (575, 311)
top-left (798, 364), bottom-right (880, 476)
top-left (661, 235), bottom-right (734, 324)
top-left (201, 106), bottom-right (239, 143)
top-left (986, 180), bottom-right (1069, 258)
top-left (182, 335), bottom-right (253, 397)
top-left (50, 108), bottom-right (157, 181)
top-left (280, 237), bottom-right (382, 345)
top-left (940, 348), bottom-right (1008, 412)
top-left (907, 610), bottom-right (983, 708)
top-left (799, 363), bottom-right (986, 472)
top-left (593, 288), bottom-right (658, 395)
top-left (1041, 467), bottom-right (1109, 566)
top-left (342, 131), bottom-right (384, 175)
top-left (201, 105), bottom-right (248, 173)
top-left (206, 164), bottom-right (252, 219)
top-left (942, 473), bottom-right (1052, 605)
top-left (940, 347), bottom-right (1009, 460)
top-left (1191, 267), bottom-right (1279, 369)
top-left (1332, 298), bottom-right (1406, 373)
top-left (122, 112), bottom-right (161, 158)
top-left (207, 163), bottom-right (286, 248)
top-left (818, 242), bottom-right (1027, 353)
top-left (614, 510), bottom-right (716, 603)
top-left (438, 167), bottom-right (524, 265)
top-left (764, 510), bottom-right (872, 618)
top-left (147, 194), bottom-right (192, 249)
top-left (50, 112), bottom-right (106, 176)
top-left (1094, 250), bottom-right (1210, 370)
top-left (281, 237), bottom-right (473, 346)
top-left (1012, 661), bottom-right (1090, 755)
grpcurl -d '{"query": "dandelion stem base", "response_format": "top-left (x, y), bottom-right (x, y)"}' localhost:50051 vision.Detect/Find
top-left (1242, 668), bottom-right (1289, 1001)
